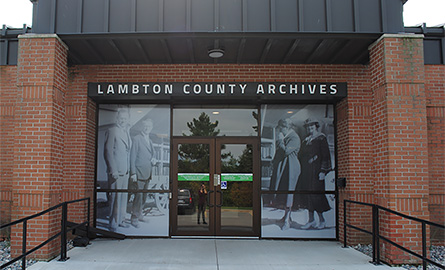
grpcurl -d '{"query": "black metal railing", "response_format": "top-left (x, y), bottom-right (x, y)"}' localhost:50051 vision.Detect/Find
top-left (0, 197), bottom-right (90, 270)
top-left (344, 199), bottom-right (445, 270)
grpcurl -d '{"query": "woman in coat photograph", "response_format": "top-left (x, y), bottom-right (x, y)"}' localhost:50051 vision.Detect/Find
top-left (295, 118), bottom-right (332, 230)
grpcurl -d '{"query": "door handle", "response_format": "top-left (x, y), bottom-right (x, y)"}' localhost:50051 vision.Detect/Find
top-left (214, 174), bottom-right (220, 186)
top-left (207, 190), bottom-right (214, 207)
top-left (216, 190), bottom-right (223, 207)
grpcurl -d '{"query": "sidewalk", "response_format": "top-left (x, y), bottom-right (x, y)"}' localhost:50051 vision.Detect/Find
top-left (29, 238), bottom-right (405, 270)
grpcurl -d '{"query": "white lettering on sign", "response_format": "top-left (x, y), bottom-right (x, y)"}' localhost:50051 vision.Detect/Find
top-left (320, 84), bottom-right (326, 94)
top-left (256, 84), bottom-right (265, 94)
top-left (107, 85), bottom-right (114, 94)
top-left (183, 84), bottom-right (190, 94)
top-left (143, 84), bottom-right (150, 94)
top-left (193, 84), bottom-right (202, 94)
top-left (217, 84), bottom-right (225, 94)
top-left (118, 85), bottom-right (129, 94)
top-left (153, 84), bottom-right (161, 94)
top-left (90, 83), bottom-right (346, 99)
top-left (131, 85), bottom-right (138, 94)
top-left (308, 85), bottom-right (316, 94)
top-left (240, 84), bottom-right (247, 94)
top-left (229, 84), bottom-right (236, 94)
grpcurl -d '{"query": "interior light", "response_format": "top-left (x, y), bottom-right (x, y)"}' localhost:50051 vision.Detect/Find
top-left (212, 111), bottom-right (220, 115)
top-left (287, 111), bottom-right (293, 114)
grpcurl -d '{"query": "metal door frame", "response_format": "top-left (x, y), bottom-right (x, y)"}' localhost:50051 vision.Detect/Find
top-left (171, 137), bottom-right (260, 237)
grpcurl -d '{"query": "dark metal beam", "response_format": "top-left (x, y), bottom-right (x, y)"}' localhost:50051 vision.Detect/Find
top-left (135, 39), bottom-right (150, 63)
top-left (0, 40), bottom-right (8, 65)
top-left (82, 39), bottom-right (105, 64)
top-left (305, 39), bottom-right (326, 64)
top-left (283, 39), bottom-right (300, 64)
top-left (60, 32), bottom-right (381, 41)
top-left (237, 38), bottom-right (246, 64)
top-left (351, 47), bottom-right (369, 64)
top-left (187, 39), bottom-right (195, 63)
top-left (329, 39), bottom-right (353, 64)
top-left (68, 49), bottom-right (83, 65)
top-left (260, 39), bottom-right (273, 64)
top-left (160, 39), bottom-right (172, 63)
top-left (108, 39), bottom-right (128, 64)
top-left (442, 37), bottom-right (445, 64)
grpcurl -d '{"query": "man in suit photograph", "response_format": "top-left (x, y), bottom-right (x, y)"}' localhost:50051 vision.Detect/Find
top-left (130, 118), bottom-right (156, 228)
top-left (104, 108), bottom-right (132, 232)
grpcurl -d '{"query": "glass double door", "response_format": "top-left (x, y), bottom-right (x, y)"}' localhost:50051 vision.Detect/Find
top-left (171, 137), bottom-right (259, 237)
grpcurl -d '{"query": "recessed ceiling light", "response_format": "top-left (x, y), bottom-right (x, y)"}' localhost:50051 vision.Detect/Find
top-left (212, 111), bottom-right (220, 115)
top-left (208, 49), bottom-right (225, 59)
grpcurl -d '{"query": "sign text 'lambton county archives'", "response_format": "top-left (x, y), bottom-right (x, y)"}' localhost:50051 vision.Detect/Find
top-left (88, 82), bottom-right (347, 101)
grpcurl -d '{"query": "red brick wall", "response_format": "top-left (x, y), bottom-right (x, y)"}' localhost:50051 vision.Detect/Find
top-left (369, 35), bottom-right (430, 264)
top-left (425, 65), bottom-right (445, 244)
top-left (10, 35), bottom-right (68, 259)
top-left (0, 65), bottom-right (17, 238)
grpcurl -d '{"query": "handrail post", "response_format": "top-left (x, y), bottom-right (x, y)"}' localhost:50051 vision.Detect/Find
top-left (343, 200), bottom-right (347, 248)
top-left (372, 204), bottom-right (376, 264)
top-left (375, 206), bottom-right (381, 265)
top-left (86, 197), bottom-right (91, 240)
top-left (59, 202), bottom-right (68, 261)
top-left (422, 222), bottom-right (427, 270)
top-left (22, 220), bottom-right (27, 270)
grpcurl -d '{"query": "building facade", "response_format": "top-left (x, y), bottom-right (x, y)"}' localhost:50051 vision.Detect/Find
top-left (1, 0), bottom-right (444, 264)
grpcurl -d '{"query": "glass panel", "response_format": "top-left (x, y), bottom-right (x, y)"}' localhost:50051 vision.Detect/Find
top-left (177, 143), bottom-right (210, 231)
top-left (173, 107), bottom-right (258, 136)
top-left (261, 193), bottom-right (336, 238)
top-left (96, 104), bottom-right (170, 192)
top-left (260, 104), bottom-right (335, 192)
top-left (220, 144), bottom-right (253, 232)
top-left (95, 104), bottom-right (171, 237)
top-left (96, 191), bottom-right (169, 236)
top-left (260, 104), bottom-right (336, 238)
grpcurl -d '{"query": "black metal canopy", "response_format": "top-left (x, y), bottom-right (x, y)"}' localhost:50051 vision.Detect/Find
top-left (60, 32), bottom-right (380, 65)
top-left (6, 0), bottom-right (410, 65)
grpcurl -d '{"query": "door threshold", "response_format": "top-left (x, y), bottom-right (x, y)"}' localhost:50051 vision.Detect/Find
top-left (171, 236), bottom-right (260, 240)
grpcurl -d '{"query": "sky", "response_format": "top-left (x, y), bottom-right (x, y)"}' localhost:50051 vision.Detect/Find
top-left (0, 0), bottom-right (444, 29)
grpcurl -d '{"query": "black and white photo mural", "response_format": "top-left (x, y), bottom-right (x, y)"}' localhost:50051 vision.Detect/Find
top-left (261, 104), bottom-right (336, 238)
top-left (95, 104), bottom-right (170, 236)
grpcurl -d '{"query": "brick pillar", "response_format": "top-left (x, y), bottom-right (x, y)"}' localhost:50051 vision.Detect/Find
top-left (369, 34), bottom-right (429, 264)
top-left (11, 34), bottom-right (68, 259)
top-left (337, 91), bottom-right (375, 246)
top-left (0, 66), bottom-right (17, 238)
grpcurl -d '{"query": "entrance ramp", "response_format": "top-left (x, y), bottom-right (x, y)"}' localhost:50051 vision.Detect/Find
top-left (28, 239), bottom-right (405, 270)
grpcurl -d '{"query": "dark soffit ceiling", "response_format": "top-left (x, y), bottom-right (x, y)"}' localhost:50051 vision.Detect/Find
top-left (61, 32), bottom-right (379, 66)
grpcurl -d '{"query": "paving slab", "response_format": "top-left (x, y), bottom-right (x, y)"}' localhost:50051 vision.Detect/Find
top-left (28, 239), bottom-right (405, 270)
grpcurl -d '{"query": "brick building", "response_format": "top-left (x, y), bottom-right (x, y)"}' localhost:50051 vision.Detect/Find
top-left (1, 0), bottom-right (444, 265)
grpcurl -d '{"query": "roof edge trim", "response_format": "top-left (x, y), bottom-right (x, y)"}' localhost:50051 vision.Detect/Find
top-left (368, 33), bottom-right (424, 50)
top-left (18, 33), bottom-right (68, 50)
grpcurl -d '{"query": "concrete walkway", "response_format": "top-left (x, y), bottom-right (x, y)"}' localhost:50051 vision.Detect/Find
top-left (29, 238), bottom-right (404, 270)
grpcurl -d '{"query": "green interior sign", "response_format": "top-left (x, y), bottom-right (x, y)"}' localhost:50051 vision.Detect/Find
top-left (221, 174), bottom-right (253, 182)
top-left (178, 173), bottom-right (209, 181)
